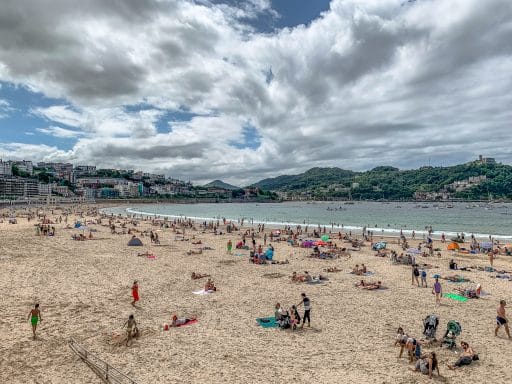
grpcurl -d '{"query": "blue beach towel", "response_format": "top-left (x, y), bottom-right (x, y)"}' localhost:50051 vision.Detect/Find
top-left (256, 317), bottom-right (278, 328)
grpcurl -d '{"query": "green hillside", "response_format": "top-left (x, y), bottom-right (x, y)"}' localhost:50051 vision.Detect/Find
top-left (252, 162), bottom-right (512, 200)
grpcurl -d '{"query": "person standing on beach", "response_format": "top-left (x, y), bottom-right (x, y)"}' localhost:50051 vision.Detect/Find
top-left (28, 304), bottom-right (42, 340)
top-left (488, 251), bottom-right (494, 267)
top-left (495, 300), bottom-right (511, 339)
top-left (227, 240), bottom-right (232, 254)
top-left (420, 269), bottom-right (427, 288)
top-left (297, 293), bottom-right (311, 328)
top-left (412, 265), bottom-right (420, 287)
top-left (432, 278), bottom-right (442, 305)
top-left (131, 281), bottom-right (139, 306)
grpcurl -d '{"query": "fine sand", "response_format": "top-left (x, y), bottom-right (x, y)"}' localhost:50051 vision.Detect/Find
top-left (1, 204), bottom-right (512, 384)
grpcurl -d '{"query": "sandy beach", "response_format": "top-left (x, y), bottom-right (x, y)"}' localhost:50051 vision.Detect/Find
top-left (1, 204), bottom-right (512, 384)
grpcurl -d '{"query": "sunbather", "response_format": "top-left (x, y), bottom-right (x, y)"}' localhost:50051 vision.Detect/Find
top-left (170, 314), bottom-right (197, 327)
top-left (137, 251), bottom-right (154, 257)
top-left (455, 283), bottom-right (481, 298)
top-left (324, 266), bottom-right (342, 272)
top-left (204, 278), bottom-right (217, 291)
top-left (186, 249), bottom-right (203, 255)
top-left (361, 281), bottom-right (382, 290)
top-left (191, 272), bottom-right (210, 280)
top-left (447, 341), bottom-right (476, 370)
top-left (291, 272), bottom-right (305, 282)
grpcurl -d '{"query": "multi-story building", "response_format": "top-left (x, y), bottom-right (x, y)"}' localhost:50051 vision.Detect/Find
top-left (0, 160), bottom-right (13, 176)
top-left (0, 177), bottom-right (39, 198)
top-left (77, 177), bottom-right (129, 188)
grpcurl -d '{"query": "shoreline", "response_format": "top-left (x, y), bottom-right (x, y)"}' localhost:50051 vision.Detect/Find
top-left (100, 203), bottom-right (512, 241)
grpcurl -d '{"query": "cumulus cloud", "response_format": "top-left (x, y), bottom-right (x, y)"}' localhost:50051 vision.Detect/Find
top-left (0, 0), bottom-right (511, 184)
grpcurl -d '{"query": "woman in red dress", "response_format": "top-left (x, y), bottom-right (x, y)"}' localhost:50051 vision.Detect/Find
top-left (131, 281), bottom-right (139, 306)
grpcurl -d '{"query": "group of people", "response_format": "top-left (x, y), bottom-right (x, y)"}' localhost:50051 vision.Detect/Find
top-left (274, 293), bottom-right (311, 330)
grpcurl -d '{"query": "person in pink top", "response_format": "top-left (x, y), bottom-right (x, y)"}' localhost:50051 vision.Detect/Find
top-left (432, 278), bottom-right (442, 305)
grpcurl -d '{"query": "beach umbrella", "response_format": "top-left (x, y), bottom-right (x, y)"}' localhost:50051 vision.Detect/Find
top-left (479, 242), bottom-right (493, 249)
top-left (447, 242), bottom-right (460, 251)
top-left (321, 234), bottom-right (330, 242)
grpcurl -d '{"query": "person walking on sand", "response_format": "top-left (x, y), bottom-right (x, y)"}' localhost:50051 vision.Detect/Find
top-left (495, 300), bottom-right (511, 339)
top-left (297, 293), bottom-right (311, 328)
top-left (227, 240), bottom-right (232, 254)
top-left (28, 304), bottom-right (42, 340)
top-left (433, 278), bottom-right (442, 305)
top-left (488, 251), bottom-right (494, 267)
top-left (123, 314), bottom-right (137, 346)
top-left (131, 281), bottom-right (139, 307)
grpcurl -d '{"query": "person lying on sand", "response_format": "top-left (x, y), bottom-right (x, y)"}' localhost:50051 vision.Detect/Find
top-left (442, 274), bottom-right (471, 282)
top-left (171, 315), bottom-right (197, 327)
top-left (361, 281), bottom-right (381, 290)
top-left (191, 272), bottom-right (210, 280)
top-left (324, 266), bottom-right (342, 272)
top-left (291, 272), bottom-right (305, 282)
top-left (186, 249), bottom-right (203, 255)
top-left (455, 284), bottom-right (481, 298)
top-left (192, 240), bottom-right (202, 245)
top-left (204, 278), bottom-right (217, 291)
top-left (137, 251), bottom-right (154, 257)
top-left (355, 280), bottom-right (382, 290)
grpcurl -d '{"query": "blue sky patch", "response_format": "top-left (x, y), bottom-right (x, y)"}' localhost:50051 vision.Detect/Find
top-left (0, 82), bottom-right (78, 149)
top-left (229, 124), bottom-right (262, 150)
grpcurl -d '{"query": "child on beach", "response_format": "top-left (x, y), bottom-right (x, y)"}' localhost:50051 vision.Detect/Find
top-left (432, 278), bottom-right (442, 305)
top-left (227, 240), bottom-right (232, 254)
top-left (420, 270), bottom-right (427, 287)
top-left (131, 281), bottom-right (139, 306)
top-left (123, 314), bottom-right (137, 346)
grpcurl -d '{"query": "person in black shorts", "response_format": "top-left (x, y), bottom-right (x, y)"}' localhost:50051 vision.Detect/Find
top-left (495, 300), bottom-right (511, 339)
top-left (297, 293), bottom-right (311, 328)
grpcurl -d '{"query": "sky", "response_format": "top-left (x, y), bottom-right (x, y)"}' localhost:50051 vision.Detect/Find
top-left (0, 0), bottom-right (511, 185)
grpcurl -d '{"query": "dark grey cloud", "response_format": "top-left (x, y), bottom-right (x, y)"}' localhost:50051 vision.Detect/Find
top-left (90, 143), bottom-right (206, 160)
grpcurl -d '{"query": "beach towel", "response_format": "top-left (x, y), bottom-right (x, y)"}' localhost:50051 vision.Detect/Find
top-left (444, 293), bottom-right (469, 302)
top-left (256, 317), bottom-right (278, 328)
top-left (495, 274), bottom-right (511, 279)
top-left (175, 319), bottom-right (198, 327)
top-left (233, 253), bottom-right (246, 257)
top-left (306, 279), bottom-right (325, 285)
top-left (192, 289), bottom-right (215, 295)
top-left (363, 271), bottom-right (374, 276)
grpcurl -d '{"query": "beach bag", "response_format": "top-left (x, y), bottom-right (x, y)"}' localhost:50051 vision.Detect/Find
top-left (472, 354), bottom-right (479, 361)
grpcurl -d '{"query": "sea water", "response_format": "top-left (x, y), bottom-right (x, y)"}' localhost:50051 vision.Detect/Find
top-left (102, 201), bottom-right (512, 241)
